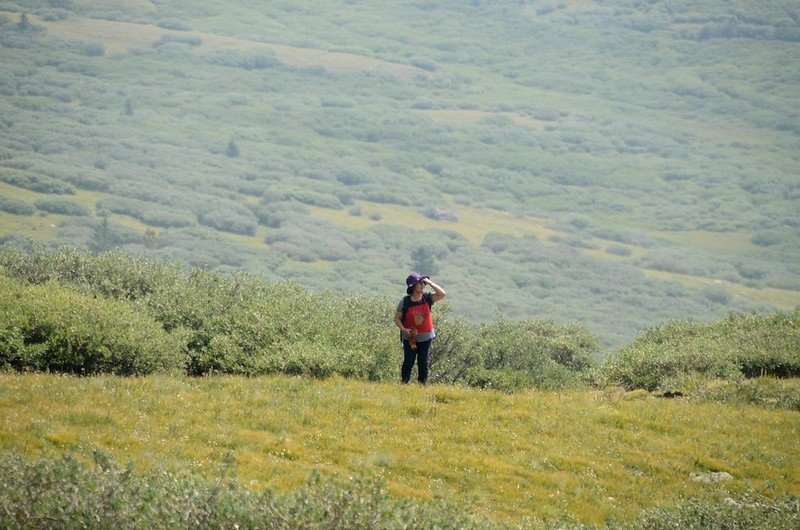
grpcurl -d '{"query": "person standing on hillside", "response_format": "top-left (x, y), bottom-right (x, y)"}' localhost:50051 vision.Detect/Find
top-left (394, 272), bottom-right (446, 384)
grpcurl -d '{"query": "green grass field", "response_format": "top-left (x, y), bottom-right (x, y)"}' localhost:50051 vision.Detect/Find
top-left (1, 373), bottom-right (797, 526)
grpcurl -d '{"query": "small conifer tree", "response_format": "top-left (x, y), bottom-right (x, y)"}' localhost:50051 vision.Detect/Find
top-left (225, 138), bottom-right (239, 158)
top-left (17, 13), bottom-right (31, 31)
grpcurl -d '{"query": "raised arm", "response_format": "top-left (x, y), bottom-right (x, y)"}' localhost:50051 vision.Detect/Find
top-left (424, 279), bottom-right (446, 303)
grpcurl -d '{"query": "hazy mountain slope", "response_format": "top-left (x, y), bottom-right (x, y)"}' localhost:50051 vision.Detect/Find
top-left (0, 0), bottom-right (798, 347)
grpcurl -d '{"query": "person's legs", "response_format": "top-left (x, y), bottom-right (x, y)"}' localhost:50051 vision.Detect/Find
top-left (401, 339), bottom-right (416, 383)
top-left (415, 339), bottom-right (432, 384)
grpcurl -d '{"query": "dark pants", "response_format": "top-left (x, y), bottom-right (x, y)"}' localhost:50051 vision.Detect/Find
top-left (401, 339), bottom-right (431, 384)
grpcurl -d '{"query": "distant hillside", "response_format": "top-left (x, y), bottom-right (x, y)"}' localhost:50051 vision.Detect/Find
top-left (1, 0), bottom-right (798, 347)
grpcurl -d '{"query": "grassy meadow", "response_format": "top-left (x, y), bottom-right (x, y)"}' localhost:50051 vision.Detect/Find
top-left (1, 373), bottom-right (798, 527)
top-left (0, 249), bottom-right (798, 527)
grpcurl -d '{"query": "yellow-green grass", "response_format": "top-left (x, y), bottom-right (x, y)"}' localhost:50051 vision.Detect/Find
top-left (307, 199), bottom-right (559, 246)
top-left (642, 269), bottom-right (800, 311)
top-left (423, 109), bottom-right (553, 130)
top-left (0, 210), bottom-right (60, 239)
top-left (0, 182), bottom-right (160, 238)
top-left (654, 229), bottom-right (761, 257)
top-left (1, 374), bottom-right (797, 526)
top-left (7, 11), bottom-right (421, 78)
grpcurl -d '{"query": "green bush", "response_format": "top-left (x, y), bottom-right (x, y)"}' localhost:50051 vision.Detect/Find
top-left (0, 247), bottom-right (399, 379)
top-left (0, 275), bottom-right (186, 375)
top-left (0, 171), bottom-right (75, 195)
top-left (0, 247), bottom-right (600, 387)
top-left (34, 197), bottom-right (90, 216)
top-left (0, 195), bottom-right (34, 215)
top-left (599, 311), bottom-right (800, 391)
top-left (198, 206), bottom-right (257, 235)
top-left (97, 197), bottom-right (194, 228)
top-left (623, 494), bottom-right (800, 530)
top-left (681, 376), bottom-right (800, 411)
top-left (432, 316), bottom-right (597, 391)
top-left (205, 49), bottom-right (281, 70)
top-left (0, 452), bottom-right (485, 530)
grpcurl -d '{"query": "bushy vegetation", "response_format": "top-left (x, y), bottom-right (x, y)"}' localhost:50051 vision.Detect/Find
top-left (598, 311), bottom-right (800, 392)
top-left (0, 246), bottom-right (399, 380)
top-left (1, 247), bottom-right (797, 399)
top-left (34, 197), bottom-right (90, 216)
top-left (681, 376), bottom-right (800, 411)
top-left (0, 194), bottom-right (34, 216)
top-left (0, 247), bottom-right (597, 388)
top-left (625, 494), bottom-right (800, 530)
top-left (1, 451), bottom-right (796, 529)
top-left (433, 317), bottom-right (598, 392)
top-left (0, 274), bottom-right (185, 375)
top-left (0, 0), bottom-right (797, 349)
top-left (0, 452), bottom-right (482, 530)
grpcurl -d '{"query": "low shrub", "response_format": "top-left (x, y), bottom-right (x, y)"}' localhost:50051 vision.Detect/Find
top-left (0, 195), bottom-right (34, 215)
top-left (0, 171), bottom-right (75, 195)
top-left (623, 494), bottom-right (800, 530)
top-left (205, 49), bottom-right (281, 70)
top-left (97, 197), bottom-right (194, 228)
top-left (0, 452), bottom-right (484, 530)
top-left (599, 311), bottom-right (800, 391)
top-left (0, 247), bottom-right (600, 387)
top-left (432, 316), bottom-right (597, 391)
top-left (198, 207), bottom-right (258, 236)
top-left (0, 275), bottom-right (186, 375)
top-left (679, 376), bottom-right (800, 411)
top-left (34, 197), bottom-right (90, 216)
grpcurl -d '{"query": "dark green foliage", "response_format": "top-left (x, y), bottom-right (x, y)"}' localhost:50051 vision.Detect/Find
top-left (198, 206), bottom-right (257, 236)
top-left (431, 316), bottom-right (598, 392)
top-left (0, 452), bottom-right (485, 530)
top-left (0, 171), bottom-right (75, 195)
top-left (225, 137), bottom-right (239, 158)
top-left (410, 244), bottom-right (440, 276)
top-left (599, 310), bottom-right (800, 391)
top-left (15, 13), bottom-right (31, 32)
top-left (623, 494), bottom-right (800, 530)
top-left (0, 247), bottom-right (600, 388)
top-left (0, 275), bottom-right (186, 375)
top-left (34, 197), bottom-right (90, 216)
top-left (0, 194), bottom-right (34, 215)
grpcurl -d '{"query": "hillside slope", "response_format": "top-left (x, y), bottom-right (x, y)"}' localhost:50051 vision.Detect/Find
top-left (1, 1), bottom-right (798, 347)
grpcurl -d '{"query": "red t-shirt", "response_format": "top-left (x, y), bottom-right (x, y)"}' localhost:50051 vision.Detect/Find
top-left (400, 293), bottom-right (435, 340)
